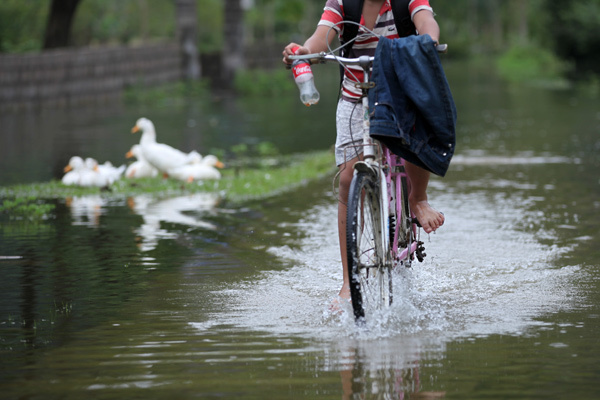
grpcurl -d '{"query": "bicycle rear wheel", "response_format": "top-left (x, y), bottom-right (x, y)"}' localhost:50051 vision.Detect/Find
top-left (346, 170), bottom-right (392, 322)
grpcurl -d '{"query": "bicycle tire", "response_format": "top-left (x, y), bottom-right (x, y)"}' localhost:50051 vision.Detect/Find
top-left (346, 170), bottom-right (392, 322)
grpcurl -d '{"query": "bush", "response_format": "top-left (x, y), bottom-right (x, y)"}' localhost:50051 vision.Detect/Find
top-left (0, 0), bottom-right (46, 52)
top-left (234, 68), bottom-right (295, 96)
top-left (496, 43), bottom-right (571, 83)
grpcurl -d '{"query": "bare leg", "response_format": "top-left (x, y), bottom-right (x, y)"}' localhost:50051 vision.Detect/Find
top-left (337, 157), bottom-right (360, 300)
top-left (404, 161), bottom-right (444, 234)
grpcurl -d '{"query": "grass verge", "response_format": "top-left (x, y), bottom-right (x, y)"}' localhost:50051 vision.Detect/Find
top-left (0, 150), bottom-right (335, 207)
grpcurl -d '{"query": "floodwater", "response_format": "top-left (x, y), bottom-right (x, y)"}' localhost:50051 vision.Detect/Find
top-left (1, 61), bottom-right (599, 399)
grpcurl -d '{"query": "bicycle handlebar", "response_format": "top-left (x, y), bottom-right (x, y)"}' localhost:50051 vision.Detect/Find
top-left (288, 53), bottom-right (372, 66)
top-left (287, 43), bottom-right (448, 66)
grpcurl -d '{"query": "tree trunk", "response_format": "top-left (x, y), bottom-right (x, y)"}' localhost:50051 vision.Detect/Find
top-left (222, 0), bottom-right (246, 86)
top-left (516, 0), bottom-right (529, 42)
top-left (468, 0), bottom-right (479, 39)
top-left (488, 0), bottom-right (503, 50)
top-left (176, 0), bottom-right (201, 80)
top-left (43, 0), bottom-right (82, 49)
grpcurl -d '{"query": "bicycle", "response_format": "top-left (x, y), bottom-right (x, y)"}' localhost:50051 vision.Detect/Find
top-left (289, 39), bottom-right (447, 323)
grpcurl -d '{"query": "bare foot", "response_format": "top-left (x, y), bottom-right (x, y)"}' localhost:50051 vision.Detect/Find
top-left (329, 284), bottom-right (351, 313)
top-left (410, 199), bottom-right (444, 234)
top-left (338, 284), bottom-right (350, 300)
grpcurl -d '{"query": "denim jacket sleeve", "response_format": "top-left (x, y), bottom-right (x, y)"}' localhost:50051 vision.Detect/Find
top-left (368, 35), bottom-right (457, 177)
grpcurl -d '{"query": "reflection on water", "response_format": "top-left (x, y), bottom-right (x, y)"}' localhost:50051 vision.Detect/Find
top-left (66, 195), bottom-right (107, 226)
top-left (337, 344), bottom-right (446, 399)
top-left (64, 193), bottom-right (221, 253)
top-left (451, 151), bottom-right (578, 166)
top-left (126, 193), bottom-right (220, 252)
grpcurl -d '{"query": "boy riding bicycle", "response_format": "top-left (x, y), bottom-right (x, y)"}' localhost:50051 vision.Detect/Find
top-left (282, 0), bottom-right (446, 303)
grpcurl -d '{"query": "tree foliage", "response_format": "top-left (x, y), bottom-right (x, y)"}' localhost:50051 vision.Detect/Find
top-left (0, 0), bottom-right (598, 76)
top-left (71, 0), bottom-right (175, 46)
top-left (196, 0), bottom-right (223, 52)
top-left (544, 0), bottom-right (600, 75)
top-left (0, 0), bottom-right (47, 52)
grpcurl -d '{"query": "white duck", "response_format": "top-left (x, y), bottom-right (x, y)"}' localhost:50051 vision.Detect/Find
top-left (131, 117), bottom-right (190, 176)
top-left (167, 154), bottom-right (225, 182)
top-left (84, 158), bottom-right (118, 186)
top-left (186, 150), bottom-right (202, 164)
top-left (62, 156), bottom-right (106, 187)
top-left (62, 156), bottom-right (86, 185)
top-left (97, 160), bottom-right (125, 183)
top-left (125, 144), bottom-right (159, 178)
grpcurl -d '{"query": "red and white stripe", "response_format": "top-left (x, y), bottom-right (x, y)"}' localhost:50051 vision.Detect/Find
top-left (319, 0), bottom-right (433, 101)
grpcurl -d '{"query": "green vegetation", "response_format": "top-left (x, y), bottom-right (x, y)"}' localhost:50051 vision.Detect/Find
top-left (0, 196), bottom-right (55, 220)
top-left (196, 0), bottom-right (223, 53)
top-left (228, 141), bottom-right (281, 160)
top-left (544, 0), bottom-right (600, 78)
top-left (72, 0), bottom-right (175, 46)
top-left (123, 80), bottom-right (211, 107)
top-left (2, 1), bottom-right (600, 81)
top-left (234, 68), bottom-right (295, 96)
top-left (496, 44), bottom-right (571, 86)
top-left (0, 0), bottom-right (46, 52)
top-left (215, 150), bottom-right (334, 201)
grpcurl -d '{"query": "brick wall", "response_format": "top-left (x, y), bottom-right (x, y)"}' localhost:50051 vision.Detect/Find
top-left (0, 42), bottom-right (182, 111)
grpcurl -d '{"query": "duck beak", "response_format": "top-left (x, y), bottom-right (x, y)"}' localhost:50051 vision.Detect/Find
top-left (126, 150), bottom-right (134, 158)
top-left (215, 161), bottom-right (225, 169)
top-left (64, 165), bottom-right (73, 173)
top-left (131, 125), bottom-right (139, 133)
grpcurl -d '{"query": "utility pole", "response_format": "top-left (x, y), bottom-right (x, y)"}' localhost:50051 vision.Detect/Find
top-left (222, 0), bottom-right (247, 86)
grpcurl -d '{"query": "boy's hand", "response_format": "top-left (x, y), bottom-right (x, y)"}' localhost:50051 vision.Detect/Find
top-left (282, 43), bottom-right (308, 65)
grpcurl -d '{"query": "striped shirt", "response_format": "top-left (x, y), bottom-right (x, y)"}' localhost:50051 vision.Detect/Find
top-left (319, 0), bottom-right (433, 101)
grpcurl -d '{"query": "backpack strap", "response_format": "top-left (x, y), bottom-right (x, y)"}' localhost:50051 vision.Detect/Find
top-left (391, 0), bottom-right (416, 38)
top-left (339, 0), bottom-right (416, 91)
top-left (341, 0), bottom-right (416, 56)
top-left (340, 0), bottom-right (364, 57)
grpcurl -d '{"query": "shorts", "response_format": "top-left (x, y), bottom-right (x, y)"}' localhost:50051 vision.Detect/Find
top-left (335, 98), bottom-right (364, 166)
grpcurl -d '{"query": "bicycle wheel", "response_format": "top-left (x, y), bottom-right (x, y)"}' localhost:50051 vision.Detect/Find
top-left (346, 170), bottom-right (392, 322)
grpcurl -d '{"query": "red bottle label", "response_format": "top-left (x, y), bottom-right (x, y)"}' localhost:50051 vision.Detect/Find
top-left (292, 63), bottom-right (312, 79)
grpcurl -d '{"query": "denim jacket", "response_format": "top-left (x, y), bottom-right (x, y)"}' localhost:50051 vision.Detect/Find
top-left (368, 35), bottom-right (457, 177)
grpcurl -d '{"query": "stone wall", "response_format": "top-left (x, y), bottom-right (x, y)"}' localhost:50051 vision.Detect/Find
top-left (0, 42), bottom-right (182, 111)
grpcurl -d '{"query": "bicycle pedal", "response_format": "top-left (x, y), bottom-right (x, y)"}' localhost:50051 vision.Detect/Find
top-left (411, 217), bottom-right (422, 227)
top-left (416, 241), bottom-right (426, 262)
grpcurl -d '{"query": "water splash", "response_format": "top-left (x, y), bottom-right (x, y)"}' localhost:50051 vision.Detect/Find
top-left (204, 187), bottom-right (579, 345)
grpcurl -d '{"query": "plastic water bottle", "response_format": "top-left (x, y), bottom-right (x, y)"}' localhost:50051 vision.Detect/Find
top-left (291, 46), bottom-right (320, 106)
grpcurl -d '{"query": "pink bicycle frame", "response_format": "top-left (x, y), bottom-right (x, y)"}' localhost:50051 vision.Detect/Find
top-left (382, 147), bottom-right (418, 266)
